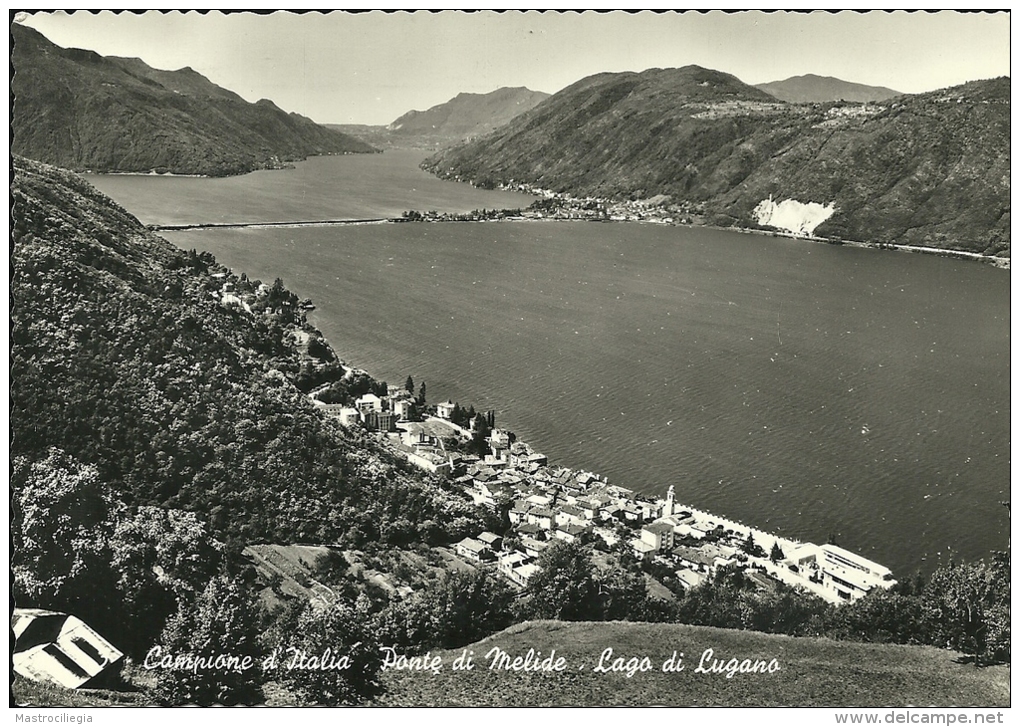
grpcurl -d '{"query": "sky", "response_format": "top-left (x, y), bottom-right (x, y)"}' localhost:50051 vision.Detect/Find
top-left (16, 10), bottom-right (1012, 126)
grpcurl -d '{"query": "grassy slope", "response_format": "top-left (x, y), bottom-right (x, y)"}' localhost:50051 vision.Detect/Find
top-left (376, 620), bottom-right (1009, 707)
top-left (12, 675), bottom-right (153, 707)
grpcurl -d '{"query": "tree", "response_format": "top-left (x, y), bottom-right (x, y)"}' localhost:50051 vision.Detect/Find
top-left (742, 532), bottom-right (766, 558)
top-left (12, 449), bottom-right (118, 613)
top-left (312, 548), bottom-right (349, 586)
top-left (522, 541), bottom-right (602, 621)
top-left (112, 506), bottom-right (222, 599)
top-left (737, 585), bottom-right (831, 636)
top-left (595, 565), bottom-right (648, 621)
top-left (307, 337), bottom-right (333, 362)
top-left (404, 375), bottom-right (414, 394)
top-left (921, 552), bottom-right (1010, 665)
top-left (275, 600), bottom-right (383, 705)
top-left (822, 589), bottom-right (925, 645)
top-left (109, 507), bottom-right (223, 655)
top-left (417, 381), bottom-right (427, 406)
top-left (467, 413), bottom-right (492, 457)
top-left (676, 576), bottom-right (745, 630)
top-left (769, 542), bottom-right (785, 564)
top-left (377, 569), bottom-right (515, 650)
top-left (152, 576), bottom-right (265, 706)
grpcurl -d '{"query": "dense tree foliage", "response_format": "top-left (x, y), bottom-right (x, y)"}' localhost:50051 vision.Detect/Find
top-left (12, 449), bottom-right (119, 618)
top-left (376, 569), bottom-right (516, 650)
top-left (12, 447), bottom-right (230, 657)
top-left (674, 565), bottom-right (829, 635)
top-left (917, 553), bottom-right (1010, 665)
top-left (519, 541), bottom-right (674, 623)
top-left (110, 506), bottom-right (225, 653)
top-left (522, 541), bottom-right (604, 621)
top-left (820, 588), bottom-right (928, 645)
top-left (152, 576), bottom-right (265, 706)
top-left (273, 600), bottom-right (384, 705)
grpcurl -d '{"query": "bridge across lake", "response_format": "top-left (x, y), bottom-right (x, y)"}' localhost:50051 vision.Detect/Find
top-left (149, 217), bottom-right (398, 231)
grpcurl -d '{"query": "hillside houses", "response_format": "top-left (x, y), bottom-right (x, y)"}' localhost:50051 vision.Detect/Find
top-left (315, 383), bottom-right (896, 606)
top-left (313, 388), bottom-right (413, 433)
top-left (455, 536), bottom-right (495, 563)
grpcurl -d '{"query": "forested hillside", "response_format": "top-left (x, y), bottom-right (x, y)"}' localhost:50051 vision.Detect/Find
top-left (425, 66), bottom-right (1009, 255)
top-left (11, 155), bottom-right (480, 549)
top-left (11, 23), bottom-right (377, 176)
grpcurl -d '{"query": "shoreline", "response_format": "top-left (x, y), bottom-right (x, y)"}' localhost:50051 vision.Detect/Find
top-left (154, 215), bottom-right (1009, 269)
top-left (713, 224), bottom-right (1011, 269)
top-left (171, 200), bottom-right (1004, 589)
top-left (301, 316), bottom-right (899, 597)
top-left (322, 338), bottom-right (898, 605)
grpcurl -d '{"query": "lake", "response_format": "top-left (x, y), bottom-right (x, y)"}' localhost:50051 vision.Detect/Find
top-left (85, 149), bottom-right (536, 226)
top-left (88, 150), bottom-right (1011, 578)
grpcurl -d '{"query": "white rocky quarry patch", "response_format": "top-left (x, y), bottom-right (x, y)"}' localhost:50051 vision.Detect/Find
top-left (753, 196), bottom-right (835, 237)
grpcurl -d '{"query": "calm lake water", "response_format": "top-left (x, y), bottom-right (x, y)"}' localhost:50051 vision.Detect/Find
top-left (89, 151), bottom-right (1011, 578)
top-left (85, 149), bottom-right (536, 225)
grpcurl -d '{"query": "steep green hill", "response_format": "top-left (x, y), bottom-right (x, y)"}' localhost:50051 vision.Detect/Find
top-left (377, 620), bottom-right (1009, 707)
top-left (11, 23), bottom-right (378, 176)
top-left (11, 155), bottom-right (480, 547)
top-left (425, 67), bottom-right (1009, 255)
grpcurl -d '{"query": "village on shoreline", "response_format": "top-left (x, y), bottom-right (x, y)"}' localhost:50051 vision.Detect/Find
top-left (395, 178), bottom-right (1010, 270)
top-left (309, 373), bottom-right (897, 607)
top-left (147, 158), bottom-right (1009, 271)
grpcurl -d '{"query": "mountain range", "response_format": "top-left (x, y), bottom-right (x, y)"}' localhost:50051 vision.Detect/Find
top-left (11, 23), bottom-right (1010, 255)
top-left (11, 23), bottom-right (377, 176)
top-left (330, 86), bottom-right (550, 150)
top-left (755, 74), bottom-right (901, 103)
top-left (424, 65), bottom-right (1009, 255)
top-left (389, 86), bottom-right (550, 138)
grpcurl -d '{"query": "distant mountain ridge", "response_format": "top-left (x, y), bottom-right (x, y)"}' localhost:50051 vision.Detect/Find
top-left (11, 23), bottom-right (377, 176)
top-left (424, 66), bottom-right (1009, 256)
top-left (331, 87), bottom-right (550, 150)
top-left (756, 74), bottom-right (901, 103)
top-left (388, 86), bottom-right (551, 138)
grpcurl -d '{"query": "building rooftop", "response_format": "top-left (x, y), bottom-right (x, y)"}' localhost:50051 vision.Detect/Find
top-left (672, 545), bottom-right (721, 567)
top-left (455, 537), bottom-right (489, 554)
top-left (821, 543), bottom-right (893, 578)
top-left (644, 520), bottom-right (675, 535)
